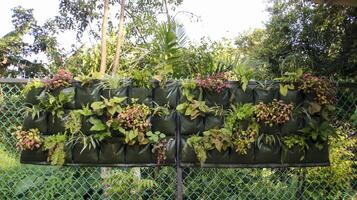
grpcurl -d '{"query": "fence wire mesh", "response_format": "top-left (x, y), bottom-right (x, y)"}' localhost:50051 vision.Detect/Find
top-left (0, 81), bottom-right (356, 200)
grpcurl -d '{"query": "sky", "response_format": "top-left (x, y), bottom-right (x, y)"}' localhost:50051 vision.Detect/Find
top-left (0, 0), bottom-right (269, 61)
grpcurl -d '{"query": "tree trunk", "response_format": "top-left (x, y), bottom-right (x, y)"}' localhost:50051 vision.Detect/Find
top-left (112, 0), bottom-right (126, 75)
top-left (100, 0), bottom-right (110, 76)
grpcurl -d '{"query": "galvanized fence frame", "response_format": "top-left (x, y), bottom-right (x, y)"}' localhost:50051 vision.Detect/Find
top-left (0, 78), bottom-right (356, 200)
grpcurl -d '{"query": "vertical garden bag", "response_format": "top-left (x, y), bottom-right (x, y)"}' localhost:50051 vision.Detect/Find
top-left (75, 82), bottom-right (101, 108)
top-left (128, 87), bottom-right (152, 105)
top-left (205, 149), bottom-right (230, 165)
top-left (254, 140), bottom-right (281, 164)
top-left (151, 111), bottom-right (177, 136)
top-left (305, 141), bottom-right (329, 165)
top-left (72, 143), bottom-right (99, 164)
top-left (164, 137), bottom-right (176, 164)
top-left (22, 112), bottom-right (48, 134)
top-left (179, 114), bottom-right (204, 135)
top-left (51, 86), bottom-right (76, 109)
top-left (259, 122), bottom-right (281, 135)
top-left (153, 80), bottom-right (179, 108)
top-left (125, 144), bottom-right (154, 164)
top-left (229, 81), bottom-right (255, 104)
top-left (280, 115), bottom-right (304, 136)
top-left (254, 81), bottom-right (279, 104)
top-left (204, 114), bottom-right (224, 131)
top-left (230, 147), bottom-right (255, 165)
top-left (180, 138), bottom-right (199, 164)
top-left (101, 87), bottom-right (127, 100)
top-left (279, 89), bottom-right (304, 105)
top-left (204, 88), bottom-right (230, 107)
top-left (98, 138), bottom-right (125, 164)
top-left (20, 149), bottom-right (48, 164)
top-left (24, 87), bottom-right (45, 105)
top-left (47, 111), bottom-right (70, 135)
top-left (281, 145), bottom-right (305, 164)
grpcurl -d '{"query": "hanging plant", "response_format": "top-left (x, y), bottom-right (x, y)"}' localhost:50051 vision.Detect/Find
top-left (43, 134), bottom-right (67, 166)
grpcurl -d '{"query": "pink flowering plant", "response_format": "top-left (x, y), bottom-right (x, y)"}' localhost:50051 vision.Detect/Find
top-left (44, 69), bottom-right (73, 90)
top-left (195, 72), bottom-right (230, 93)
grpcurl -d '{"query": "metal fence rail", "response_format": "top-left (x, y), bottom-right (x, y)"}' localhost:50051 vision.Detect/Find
top-left (0, 80), bottom-right (356, 200)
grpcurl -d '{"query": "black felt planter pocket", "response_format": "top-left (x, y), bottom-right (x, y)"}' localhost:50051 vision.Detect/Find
top-left (23, 113), bottom-right (48, 134)
top-left (151, 111), bottom-right (176, 136)
top-left (279, 90), bottom-right (304, 105)
top-left (254, 88), bottom-right (279, 104)
top-left (24, 87), bottom-right (45, 105)
top-left (229, 81), bottom-right (254, 104)
top-left (153, 81), bottom-right (179, 108)
top-left (259, 123), bottom-right (281, 135)
top-left (72, 143), bottom-right (99, 164)
top-left (51, 87), bottom-right (76, 109)
top-left (281, 146), bottom-right (305, 164)
top-left (204, 89), bottom-right (230, 107)
top-left (128, 87), bottom-right (152, 105)
top-left (180, 138), bottom-right (199, 164)
top-left (101, 87), bottom-right (127, 99)
top-left (204, 114), bottom-right (224, 131)
top-left (179, 114), bottom-right (204, 135)
top-left (179, 87), bottom-right (201, 103)
top-left (126, 144), bottom-right (154, 164)
top-left (281, 117), bottom-right (304, 136)
top-left (254, 142), bottom-right (281, 164)
top-left (47, 111), bottom-right (69, 135)
top-left (81, 117), bottom-right (97, 136)
top-left (75, 84), bottom-right (101, 108)
top-left (165, 138), bottom-right (176, 164)
top-left (305, 142), bottom-right (329, 164)
top-left (205, 149), bottom-right (230, 164)
top-left (20, 149), bottom-right (48, 163)
top-left (230, 147), bottom-right (255, 164)
top-left (99, 138), bottom-right (125, 164)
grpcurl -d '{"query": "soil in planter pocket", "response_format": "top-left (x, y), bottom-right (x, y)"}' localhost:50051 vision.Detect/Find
top-left (254, 142), bottom-right (281, 164)
top-left (204, 89), bottom-right (230, 107)
top-left (20, 149), bottom-right (48, 163)
top-left (75, 84), bottom-right (101, 108)
top-left (229, 82), bottom-right (254, 104)
top-left (230, 147), bottom-right (255, 164)
top-left (99, 138), bottom-right (125, 164)
top-left (128, 87), bottom-right (152, 105)
top-left (279, 89), bottom-right (304, 105)
top-left (151, 111), bottom-right (176, 136)
top-left (281, 145), bottom-right (305, 164)
top-left (153, 81), bottom-right (179, 108)
top-left (204, 114), bottom-right (224, 131)
top-left (305, 141), bottom-right (329, 165)
top-left (25, 87), bottom-right (45, 105)
top-left (72, 143), bottom-right (99, 164)
top-left (126, 144), bottom-right (154, 164)
top-left (23, 112), bottom-right (48, 134)
top-left (180, 137), bottom-right (199, 164)
top-left (179, 114), bottom-right (204, 135)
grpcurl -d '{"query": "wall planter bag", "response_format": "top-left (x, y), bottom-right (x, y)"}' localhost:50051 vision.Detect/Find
top-left (23, 113), bottom-right (47, 134)
top-left (47, 111), bottom-right (70, 135)
top-left (164, 138), bottom-right (176, 164)
top-left (81, 117), bottom-right (99, 136)
top-left (204, 88), bottom-right (230, 107)
top-left (254, 81), bottom-right (279, 104)
top-left (24, 87), bottom-right (45, 105)
top-left (153, 80), bottom-right (179, 108)
top-left (125, 144), bottom-right (154, 164)
top-left (179, 114), bottom-right (204, 135)
top-left (259, 122), bottom-right (281, 135)
top-left (305, 141), bottom-right (329, 165)
top-left (75, 82), bottom-right (101, 108)
top-left (180, 138), bottom-right (199, 164)
top-left (205, 149), bottom-right (230, 165)
top-left (280, 115), bottom-right (304, 136)
top-left (204, 114), bottom-right (224, 131)
top-left (50, 86), bottom-right (76, 109)
top-left (279, 89), bottom-right (304, 105)
top-left (128, 87), bottom-right (152, 105)
top-left (230, 147), bottom-right (255, 165)
top-left (98, 138), bottom-right (125, 164)
top-left (101, 87), bottom-right (127, 100)
top-left (72, 143), bottom-right (99, 164)
top-left (254, 140), bottom-right (281, 164)
top-left (281, 145), bottom-right (305, 164)
top-left (229, 81), bottom-right (254, 104)
top-left (179, 87), bottom-right (201, 104)
top-left (20, 149), bottom-right (48, 163)
top-left (151, 111), bottom-right (176, 136)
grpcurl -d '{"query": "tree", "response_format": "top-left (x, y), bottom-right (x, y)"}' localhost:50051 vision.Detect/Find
top-left (112, 0), bottom-right (126, 75)
top-left (100, 0), bottom-right (110, 75)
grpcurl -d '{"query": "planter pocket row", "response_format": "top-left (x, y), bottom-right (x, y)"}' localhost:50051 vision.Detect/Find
top-left (180, 138), bottom-right (329, 167)
top-left (24, 80), bottom-right (306, 111)
top-left (21, 137), bottom-right (176, 166)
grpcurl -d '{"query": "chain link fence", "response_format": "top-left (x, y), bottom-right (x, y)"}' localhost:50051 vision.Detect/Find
top-left (0, 80), bottom-right (356, 200)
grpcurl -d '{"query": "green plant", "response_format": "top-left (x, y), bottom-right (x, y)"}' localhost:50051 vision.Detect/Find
top-left (180, 79), bottom-right (200, 101)
top-left (15, 129), bottom-right (43, 151)
top-left (255, 100), bottom-right (293, 126)
top-left (147, 131), bottom-right (167, 165)
top-left (95, 74), bottom-right (127, 90)
top-left (43, 134), bottom-right (67, 166)
top-left (40, 91), bottom-right (74, 119)
top-left (257, 134), bottom-right (281, 149)
top-left (282, 135), bottom-right (308, 161)
top-left (300, 120), bottom-right (336, 149)
top-left (176, 100), bottom-right (210, 120)
top-left (275, 68), bottom-right (303, 96)
top-left (129, 68), bottom-right (153, 88)
top-left (152, 104), bottom-right (170, 117)
top-left (349, 107), bottom-right (357, 128)
top-left (232, 65), bottom-right (254, 91)
top-left (186, 135), bottom-right (206, 164)
top-left (21, 79), bottom-right (44, 96)
top-left (90, 97), bottom-right (127, 117)
top-left (225, 103), bottom-right (256, 132)
top-left (232, 122), bottom-right (259, 154)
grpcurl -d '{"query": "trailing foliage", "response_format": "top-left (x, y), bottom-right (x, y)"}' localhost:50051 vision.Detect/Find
top-left (43, 134), bottom-right (67, 166)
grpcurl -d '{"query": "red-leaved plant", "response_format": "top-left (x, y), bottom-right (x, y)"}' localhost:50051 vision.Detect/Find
top-left (16, 129), bottom-right (43, 151)
top-left (44, 69), bottom-right (73, 90)
top-left (195, 72), bottom-right (230, 93)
